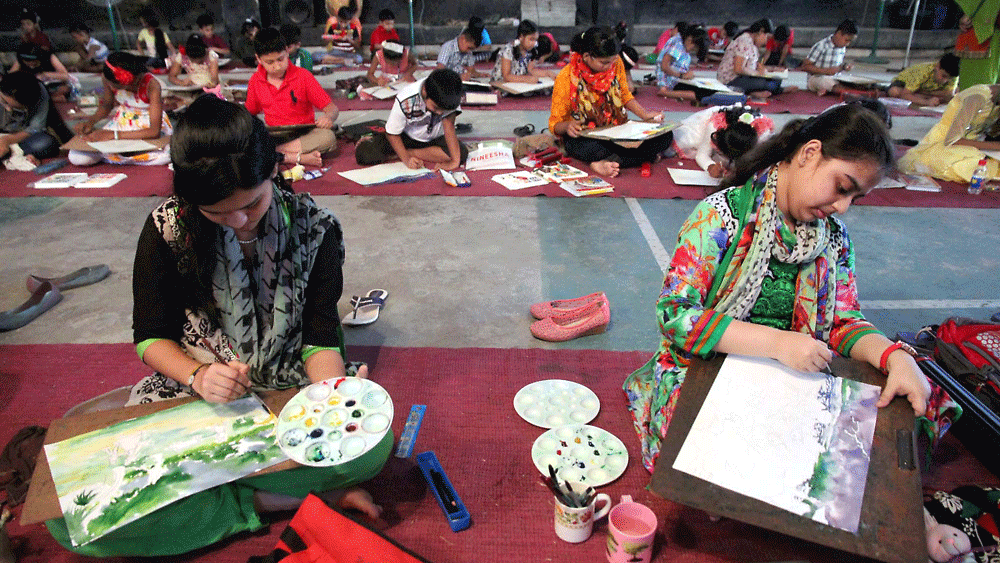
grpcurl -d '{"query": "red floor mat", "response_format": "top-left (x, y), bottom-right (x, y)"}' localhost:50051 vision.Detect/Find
top-left (4, 142), bottom-right (999, 208)
top-left (2, 342), bottom-right (996, 563)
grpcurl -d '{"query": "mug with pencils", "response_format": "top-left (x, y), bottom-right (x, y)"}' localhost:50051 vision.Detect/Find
top-left (605, 495), bottom-right (657, 563)
top-left (552, 481), bottom-right (611, 543)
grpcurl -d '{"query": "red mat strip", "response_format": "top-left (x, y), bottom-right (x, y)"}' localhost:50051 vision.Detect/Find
top-left (2, 343), bottom-right (997, 563)
top-left (4, 144), bottom-right (998, 208)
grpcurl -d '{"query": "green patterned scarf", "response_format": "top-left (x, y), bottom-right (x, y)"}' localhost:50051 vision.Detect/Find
top-left (152, 184), bottom-right (340, 389)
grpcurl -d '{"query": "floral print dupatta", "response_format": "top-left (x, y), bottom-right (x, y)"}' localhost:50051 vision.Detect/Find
top-left (567, 52), bottom-right (627, 128)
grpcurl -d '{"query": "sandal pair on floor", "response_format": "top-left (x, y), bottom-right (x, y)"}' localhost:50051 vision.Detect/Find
top-left (342, 289), bottom-right (389, 326)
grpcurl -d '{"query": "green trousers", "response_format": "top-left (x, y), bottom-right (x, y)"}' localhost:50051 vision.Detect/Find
top-left (46, 431), bottom-right (393, 557)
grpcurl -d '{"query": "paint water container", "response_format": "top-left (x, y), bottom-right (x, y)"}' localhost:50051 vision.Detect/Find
top-left (969, 158), bottom-right (988, 195)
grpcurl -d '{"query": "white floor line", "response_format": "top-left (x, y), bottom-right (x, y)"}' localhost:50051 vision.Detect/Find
top-left (625, 197), bottom-right (671, 273)
top-left (864, 299), bottom-right (1000, 310)
top-left (623, 198), bottom-right (997, 312)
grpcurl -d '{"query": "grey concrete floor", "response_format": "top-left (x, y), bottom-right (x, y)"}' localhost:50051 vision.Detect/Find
top-left (2, 53), bottom-right (998, 354)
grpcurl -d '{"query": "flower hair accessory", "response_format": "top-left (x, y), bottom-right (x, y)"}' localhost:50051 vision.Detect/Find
top-left (751, 115), bottom-right (774, 135)
top-left (738, 111), bottom-right (754, 125)
top-left (105, 60), bottom-right (134, 85)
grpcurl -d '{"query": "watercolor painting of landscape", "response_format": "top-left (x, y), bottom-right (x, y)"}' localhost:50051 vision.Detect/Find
top-left (673, 355), bottom-right (879, 533)
top-left (44, 396), bottom-right (287, 546)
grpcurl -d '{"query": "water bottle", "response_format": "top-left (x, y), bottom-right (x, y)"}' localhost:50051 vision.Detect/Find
top-left (969, 158), bottom-right (988, 195)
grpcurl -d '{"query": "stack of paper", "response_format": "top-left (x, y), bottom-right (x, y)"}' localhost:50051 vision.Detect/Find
top-left (492, 170), bottom-right (549, 190)
top-left (538, 163), bottom-right (588, 182)
top-left (75, 173), bottom-right (127, 188)
top-left (34, 172), bottom-right (126, 189)
top-left (561, 176), bottom-right (614, 197)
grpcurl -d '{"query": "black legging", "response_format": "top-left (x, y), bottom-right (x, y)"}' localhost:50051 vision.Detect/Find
top-left (563, 132), bottom-right (673, 169)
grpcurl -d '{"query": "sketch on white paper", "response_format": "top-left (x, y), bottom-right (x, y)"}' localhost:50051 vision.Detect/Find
top-left (672, 355), bottom-right (879, 533)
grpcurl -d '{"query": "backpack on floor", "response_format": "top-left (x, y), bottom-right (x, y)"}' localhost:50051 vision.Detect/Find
top-left (247, 494), bottom-right (432, 563)
top-left (934, 317), bottom-right (1000, 413)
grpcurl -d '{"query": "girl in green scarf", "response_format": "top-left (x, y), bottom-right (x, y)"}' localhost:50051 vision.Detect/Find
top-left (624, 104), bottom-right (956, 473)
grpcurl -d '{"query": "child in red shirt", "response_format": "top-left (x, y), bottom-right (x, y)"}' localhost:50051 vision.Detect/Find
top-left (370, 9), bottom-right (401, 57)
top-left (245, 28), bottom-right (340, 167)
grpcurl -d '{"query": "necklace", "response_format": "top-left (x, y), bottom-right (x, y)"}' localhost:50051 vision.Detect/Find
top-left (237, 237), bottom-right (258, 245)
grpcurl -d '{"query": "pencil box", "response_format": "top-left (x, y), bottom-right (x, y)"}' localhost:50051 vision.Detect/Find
top-left (416, 451), bottom-right (471, 532)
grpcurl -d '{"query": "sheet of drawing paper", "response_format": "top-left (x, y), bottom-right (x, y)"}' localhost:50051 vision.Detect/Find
top-left (672, 355), bottom-right (879, 533)
top-left (338, 162), bottom-right (434, 185)
top-left (667, 168), bottom-right (721, 186)
top-left (45, 395), bottom-right (286, 546)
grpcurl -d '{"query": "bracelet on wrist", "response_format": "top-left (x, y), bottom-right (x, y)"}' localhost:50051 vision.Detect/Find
top-left (187, 363), bottom-right (210, 388)
top-left (879, 341), bottom-right (917, 374)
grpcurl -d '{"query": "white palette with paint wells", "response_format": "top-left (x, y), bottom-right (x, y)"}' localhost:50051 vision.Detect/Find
top-left (276, 378), bottom-right (393, 466)
top-left (513, 379), bottom-right (600, 428)
top-left (531, 424), bottom-right (629, 486)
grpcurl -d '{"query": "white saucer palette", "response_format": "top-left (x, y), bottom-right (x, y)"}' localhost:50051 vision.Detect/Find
top-left (513, 379), bottom-right (600, 428)
top-left (276, 378), bottom-right (393, 467)
top-left (531, 424), bottom-right (629, 486)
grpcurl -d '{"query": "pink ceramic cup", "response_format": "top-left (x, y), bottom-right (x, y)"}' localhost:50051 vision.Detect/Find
top-left (605, 495), bottom-right (657, 563)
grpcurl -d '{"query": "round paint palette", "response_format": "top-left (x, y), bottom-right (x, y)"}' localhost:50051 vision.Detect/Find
top-left (276, 378), bottom-right (393, 467)
top-left (531, 424), bottom-right (628, 487)
top-left (513, 379), bottom-right (600, 428)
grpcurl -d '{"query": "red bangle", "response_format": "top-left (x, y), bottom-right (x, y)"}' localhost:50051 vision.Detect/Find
top-left (879, 342), bottom-right (905, 374)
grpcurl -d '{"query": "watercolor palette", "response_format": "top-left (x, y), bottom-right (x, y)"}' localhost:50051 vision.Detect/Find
top-left (531, 424), bottom-right (629, 486)
top-left (513, 379), bottom-right (600, 428)
top-left (276, 378), bottom-right (394, 467)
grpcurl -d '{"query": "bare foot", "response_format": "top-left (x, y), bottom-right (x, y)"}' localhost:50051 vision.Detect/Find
top-left (354, 364), bottom-right (370, 379)
top-left (590, 160), bottom-right (620, 177)
top-left (285, 150), bottom-right (323, 167)
top-left (751, 91), bottom-right (771, 100)
top-left (816, 89), bottom-right (827, 97)
top-left (299, 151), bottom-right (323, 167)
top-left (336, 487), bottom-right (382, 520)
top-left (26, 155), bottom-right (40, 166)
top-left (783, 85), bottom-right (799, 94)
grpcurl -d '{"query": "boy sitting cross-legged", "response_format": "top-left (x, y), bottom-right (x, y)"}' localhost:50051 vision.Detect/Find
top-left (245, 27), bottom-right (339, 167)
top-left (354, 68), bottom-right (468, 170)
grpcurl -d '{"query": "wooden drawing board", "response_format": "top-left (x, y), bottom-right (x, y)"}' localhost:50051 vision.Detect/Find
top-left (21, 388), bottom-right (298, 525)
top-left (649, 355), bottom-right (926, 563)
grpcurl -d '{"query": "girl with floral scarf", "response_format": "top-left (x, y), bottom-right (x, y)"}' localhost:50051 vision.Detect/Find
top-left (623, 105), bottom-right (959, 473)
top-left (46, 97), bottom-right (391, 557)
top-left (549, 26), bottom-right (671, 177)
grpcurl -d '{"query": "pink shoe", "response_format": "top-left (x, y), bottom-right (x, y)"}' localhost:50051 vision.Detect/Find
top-left (530, 292), bottom-right (608, 319)
top-left (530, 299), bottom-right (610, 342)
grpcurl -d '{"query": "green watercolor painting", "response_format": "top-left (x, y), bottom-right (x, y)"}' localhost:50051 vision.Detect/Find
top-left (44, 396), bottom-right (287, 546)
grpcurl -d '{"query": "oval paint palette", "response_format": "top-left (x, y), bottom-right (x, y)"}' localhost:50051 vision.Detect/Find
top-left (277, 378), bottom-right (393, 467)
top-left (531, 424), bottom-right (628, 487)
top-left (513, 379), bottom-right (600, 428)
